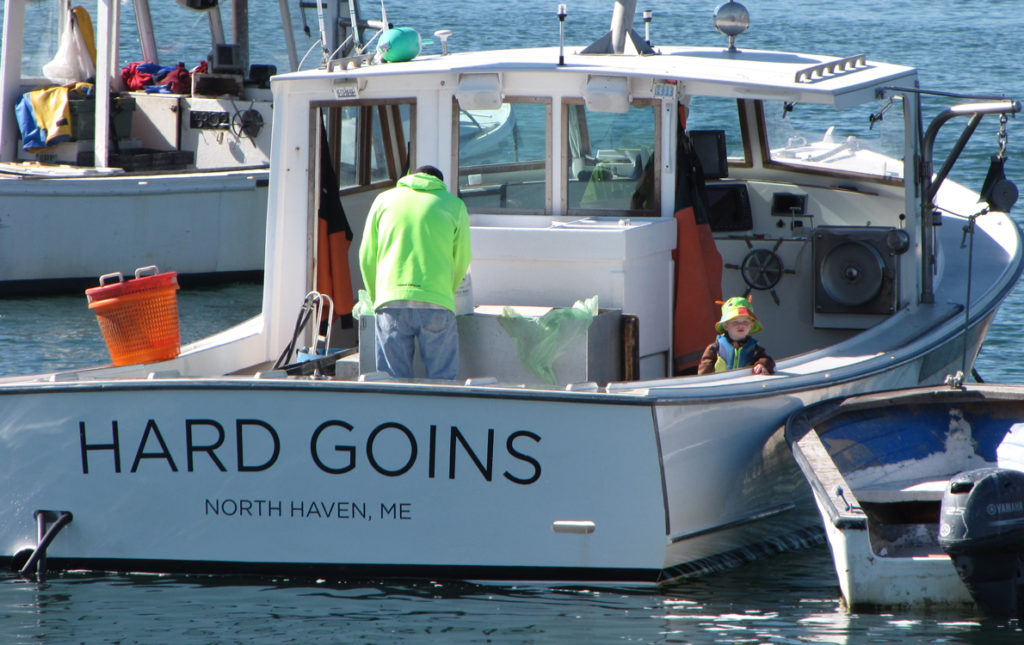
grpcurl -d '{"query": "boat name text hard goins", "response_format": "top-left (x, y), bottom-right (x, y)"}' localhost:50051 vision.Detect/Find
top-left (77, 419), bottom-right (542, 484)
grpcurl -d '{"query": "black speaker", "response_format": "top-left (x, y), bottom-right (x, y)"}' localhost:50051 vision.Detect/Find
top-left (814, 226), bottom-right (908, 316)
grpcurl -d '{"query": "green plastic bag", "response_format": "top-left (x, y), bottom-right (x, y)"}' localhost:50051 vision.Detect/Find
top-left (352, 289), bottom-right (373, 319)
top-left (498, 296), bottom-right (598, 386)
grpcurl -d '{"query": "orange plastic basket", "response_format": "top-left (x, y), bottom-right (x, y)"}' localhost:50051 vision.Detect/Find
top-left (86, 266), bottom-right (181, 366)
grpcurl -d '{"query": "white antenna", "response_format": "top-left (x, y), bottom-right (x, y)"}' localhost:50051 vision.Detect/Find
top-left (380, 0), bottom-right (389, 33)
top-left (348, 0), bottom-right (362, 49)
top-left (315, 0), bottom-right (329, 65)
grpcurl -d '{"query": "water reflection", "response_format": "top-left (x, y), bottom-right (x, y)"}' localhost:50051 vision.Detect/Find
top-left (0, 546), bottom-right (1021, 643)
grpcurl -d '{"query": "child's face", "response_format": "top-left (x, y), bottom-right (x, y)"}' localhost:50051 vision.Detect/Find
top-left (723, 316), bottom-right (754, 340)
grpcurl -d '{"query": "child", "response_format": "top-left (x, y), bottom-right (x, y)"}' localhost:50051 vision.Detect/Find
top-left (697, 296), bottom-right (775, 376)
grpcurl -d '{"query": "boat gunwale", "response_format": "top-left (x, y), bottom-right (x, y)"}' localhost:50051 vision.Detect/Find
top-left (0, 375), bottom-right (656, 406)
top-left (0, 165), bottom-right (270, 180)
top-left (785, 401), bottom-right (869, 530)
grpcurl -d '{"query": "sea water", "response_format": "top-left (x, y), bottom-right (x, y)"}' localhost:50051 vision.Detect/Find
top-left (1, 1), bottom-right (1023, 642)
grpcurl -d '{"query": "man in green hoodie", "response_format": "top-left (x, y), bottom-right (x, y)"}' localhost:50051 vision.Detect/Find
top-left (359, 165), bottom-right (472, 379)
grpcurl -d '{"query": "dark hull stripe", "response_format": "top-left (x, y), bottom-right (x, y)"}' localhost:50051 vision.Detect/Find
top-left (4, 527), bottom-right (826, 584)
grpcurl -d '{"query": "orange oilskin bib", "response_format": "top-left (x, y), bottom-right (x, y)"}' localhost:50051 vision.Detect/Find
top-left (672, 106), bottom-right (723, 374)
top-left (315, 124), bottom-right (356, 321)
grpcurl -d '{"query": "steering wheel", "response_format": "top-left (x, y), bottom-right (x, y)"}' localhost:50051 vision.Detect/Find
top-left (725, 238), bottom-right (796, 305)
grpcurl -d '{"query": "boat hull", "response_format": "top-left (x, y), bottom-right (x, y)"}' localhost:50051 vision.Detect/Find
top-left (812, 486), bottom-right (975, 608)
top-left (0, 170), bottom-right (267, 295)
top-left (1, 384), bottom-right (671, 579)
top-left (0, 313), bottom-right (988, 582)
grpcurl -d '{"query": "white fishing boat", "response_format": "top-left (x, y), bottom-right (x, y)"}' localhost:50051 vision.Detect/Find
top-left (1, 0), bottom-right (1021, 583)
top-left (785, 385), bottom-right (1024, 614)
top-left (0, 0), bottom-right (299, 295)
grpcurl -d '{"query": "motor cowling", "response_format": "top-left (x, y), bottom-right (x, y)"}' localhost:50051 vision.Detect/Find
top-left (938, 467), bottom-right (1024, 616)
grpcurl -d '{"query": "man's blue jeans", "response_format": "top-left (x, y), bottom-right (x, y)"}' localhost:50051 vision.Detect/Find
top-left (374, 307), bottom-right (459, 380)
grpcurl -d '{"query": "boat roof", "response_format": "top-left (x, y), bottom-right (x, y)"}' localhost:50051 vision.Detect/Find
top-left (277, 44), bottom-right (918, 109)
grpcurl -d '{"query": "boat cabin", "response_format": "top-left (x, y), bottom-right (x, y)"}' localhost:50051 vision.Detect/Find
top-left (274, 17), bottom-right (937, 385)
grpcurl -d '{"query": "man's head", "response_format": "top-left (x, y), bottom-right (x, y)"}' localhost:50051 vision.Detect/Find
top-left (415, 165), bottom-right (444, 181)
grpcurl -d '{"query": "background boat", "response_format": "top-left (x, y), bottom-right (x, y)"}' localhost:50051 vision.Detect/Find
top-left (0, 0), bottom-right (298, 295)
top-left (0, 1), bottom-right (520, 296)
top-left (786, 385), bottom-right (1024, 611)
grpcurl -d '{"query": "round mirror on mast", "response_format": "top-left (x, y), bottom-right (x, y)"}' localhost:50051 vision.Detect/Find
top-left (713, 1), bottom-right (749, 52)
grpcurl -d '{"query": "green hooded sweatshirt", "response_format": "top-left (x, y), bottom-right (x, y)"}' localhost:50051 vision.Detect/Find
top-left (359, 172), bottom-right (472, 313)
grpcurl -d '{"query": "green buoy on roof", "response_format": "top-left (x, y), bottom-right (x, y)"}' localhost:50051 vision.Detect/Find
top-left (378, 27), bottom-right (421, 63)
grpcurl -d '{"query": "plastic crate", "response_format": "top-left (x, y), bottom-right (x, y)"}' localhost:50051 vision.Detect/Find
top-left (85, 266), bottom-right (180, 366)
top-left (69, 95), bottom-right (136, 141)
top-left (80, 148), bottom-right (195, 170)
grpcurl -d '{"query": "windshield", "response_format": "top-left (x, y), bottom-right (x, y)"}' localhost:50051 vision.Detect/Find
top-left (683, 96), bottom-right (747, 165)
top-left (763, 99), bottom-right (906, 182)
top-left (566, 101), bottom-right (659, 216)
top-left (457, 100), bottom-right (549, 214)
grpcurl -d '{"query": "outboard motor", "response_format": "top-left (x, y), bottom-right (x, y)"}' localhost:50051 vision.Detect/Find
top-left (938, 468), bottom-right (1024, 617)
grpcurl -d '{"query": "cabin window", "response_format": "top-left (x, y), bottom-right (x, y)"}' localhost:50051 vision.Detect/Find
top-left (565, 100), bottom-right (659, 216)
top-left (682, 96), bottom-right (749, 166)
top-left (456, 99), bottom-right (550, 214)
top-left (762, 99), bottom-right (905, 182)
top-left (317, 101), bottom-right (414, 192)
